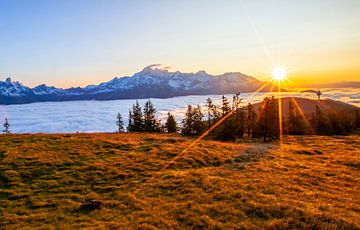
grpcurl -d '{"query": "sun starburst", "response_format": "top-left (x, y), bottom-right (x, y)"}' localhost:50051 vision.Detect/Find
top-left (271, 66), bottom-right (288, 82)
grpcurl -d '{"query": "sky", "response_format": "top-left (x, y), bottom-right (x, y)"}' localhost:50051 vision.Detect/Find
top-left (0, 0), bottom-right (359, 88)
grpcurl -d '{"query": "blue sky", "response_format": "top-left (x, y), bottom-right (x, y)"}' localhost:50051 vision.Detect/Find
top-left (0, 0), bottom-right (359, 87)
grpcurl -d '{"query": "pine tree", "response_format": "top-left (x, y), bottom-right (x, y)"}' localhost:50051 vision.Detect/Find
top-left (232, 93), bottom-right (242, 110)
top-left (127, 100), bottom-right (144, 132)
top-left (181, 105), bottom-right (205, 135)
top-left (212, 94), bottom-right (244, 141)
top-left (116, 113), bottom-right (125, 132)
top-left (165, 112), bottom-right (177, 133)
top-left (181, 105), bottom-right (194, 135)
top-left (143, 100), bottom-right (159, 132)
top-left (221, 95), bottom-right (231, 116)
top-left (312, 105), bottom-right (332, 135)
top-left (287, 101), bottom-right (305, 135)
top-left (232, 93), bottom-right (245, 139)
top-left (193, 105), bottom-right (205, 134)
top-left (127, 110), bottom-right (133, 132)
top-left (288, 101), bottom-right (296, 134)
top-left (246, 103), bottom-right (257, 138)
top-left (3, 118), bottom-right (10, 134)
top-left (268, 97), bottom-right (280, 140)
top-left (206, 98), bottom-right (214, 128)
top-left (212, 117), bottom-right (236, 141)
top-left (232, 107), bottom-right (246, 138)
top-left (254, 97), bottom-right (279, 142)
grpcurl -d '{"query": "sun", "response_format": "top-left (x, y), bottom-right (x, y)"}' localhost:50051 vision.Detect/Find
top-left (271, 67), bottom-right (288, 81)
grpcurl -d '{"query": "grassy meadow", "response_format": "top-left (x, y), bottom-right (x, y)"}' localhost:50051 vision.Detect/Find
top-left (0, 133), bottom-right (359, 229)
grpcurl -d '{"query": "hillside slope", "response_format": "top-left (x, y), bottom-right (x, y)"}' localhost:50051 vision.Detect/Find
top-left (254, 97), bottom-right (359, 117)
top-left (0, 133), bottom-right (359, 228)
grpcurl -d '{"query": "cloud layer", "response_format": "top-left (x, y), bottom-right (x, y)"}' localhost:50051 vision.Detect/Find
top-left (0, 89), bottom-right (358, 133)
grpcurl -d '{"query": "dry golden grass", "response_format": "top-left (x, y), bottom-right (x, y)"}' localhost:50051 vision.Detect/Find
top-left (0, 133), bottom-right (359, 229)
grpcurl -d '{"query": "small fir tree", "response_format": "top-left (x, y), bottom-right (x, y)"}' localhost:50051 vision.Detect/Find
top-left (221, 95), bottom-right (231, 116)
top-left (165, 112), bottom-right (177, 133)
top-left (116, 113), bottom-right (125, 132)
top-left (3, 118), bottom-right (10, 134)
top-left (131, 100), bottom-right (144, 132)
top-left (143, 100), bottom-right (159, 132)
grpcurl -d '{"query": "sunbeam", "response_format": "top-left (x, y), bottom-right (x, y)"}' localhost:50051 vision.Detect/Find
top-left (133, 80), bottom-right (273, 194)
top-left (290, 97), bottom-right (315, 134)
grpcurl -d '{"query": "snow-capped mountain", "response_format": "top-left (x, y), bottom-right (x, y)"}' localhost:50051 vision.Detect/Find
top-left (0, 65), bottom-right (277, 104)
top-left (0, 78), bottom-right (34, 97)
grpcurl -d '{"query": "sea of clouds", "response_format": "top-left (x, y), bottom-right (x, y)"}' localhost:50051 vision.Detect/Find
top-left (0, 89), bottom-right (358, 133)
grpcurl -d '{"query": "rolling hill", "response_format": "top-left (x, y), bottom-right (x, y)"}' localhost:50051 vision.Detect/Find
top-left (254, 97), bottom-right (359, 118)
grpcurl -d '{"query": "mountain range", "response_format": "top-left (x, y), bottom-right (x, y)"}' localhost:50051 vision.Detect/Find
top-left (0, 65), bottom-right (278, 105)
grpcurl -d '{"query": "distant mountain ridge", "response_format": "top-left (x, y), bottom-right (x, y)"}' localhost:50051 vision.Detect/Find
top-left (0, 65), bottom-right (278, 105)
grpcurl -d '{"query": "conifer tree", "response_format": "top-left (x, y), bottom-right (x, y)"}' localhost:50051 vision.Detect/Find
top-left (268, 97), bottom-right (280, 140)
top-left (313, 105), bottom-right (331, 135)
top-left (221, 95), bottom-right (231, 116)
top-left (181, 105), bottom-right (205, 135)
top-left (246, 103), bottom-right (257, 138)
top-left (212, 93), bottom-right (244, 141)
top-left (206, 98), bottom-right (214, 128)
top-left (232, 107), bottom-right (246, 138)
top-left (232, 93), bottom-right (242, 110)
top-left (193, 105), bottom-right (205, 134)
top-left (254, 97), bottom-right (279, 142)
top-left (127, 110), bottom-right (133, 132)
top-left (128, 100), bottom-right (144, 132)
top-left (181, 105), bottom-right (194, 135)
top-left (165, 112), bottom-right (177, 133)
top-left (143, 100), bottom-right (159, 132)
top-left (287, 101), bottom-right (305, 135)
top-left (3, 118), bottom-right (10, 134)
top-left (116, 113), bottom-right (125, 132)
top-left (255, 97), bottom-right (270, 142)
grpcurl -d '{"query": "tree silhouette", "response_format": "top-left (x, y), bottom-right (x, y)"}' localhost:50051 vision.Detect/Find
top-left (127, 100), bottom-right (144, 132)
top-left (287, 101), bottom-right (305, 135)
top-left (3, 118), bottom-right (10, 134)
top-left (181, 105), bottom-right (194, 135)
top-left (116, 113), bottom-right (125, 132)
top-left (205, 97), bottom-right (221, 129)
top-left (311, 105), bottom-right (331, 135)
top-left (127, 110), bottom-right (133, 132)
top-left (165, 112), bottom-right (177, 133)
top-left (254, 97), bottom-right (279, 142)
top-left (143, 100), bottom-right (160, 132)
top-left (206, 98), bottom-right (214, 128)
top-left (246, 103), bottom-right (257, 138)
top-left (232, 93), bottom-right (242, 110)
top-left (221, 95), bottom-right (231, 116)
top-left (181, 105), bottom-right (205, 135)
top-left (193, 105), bottom-right (205, 134)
